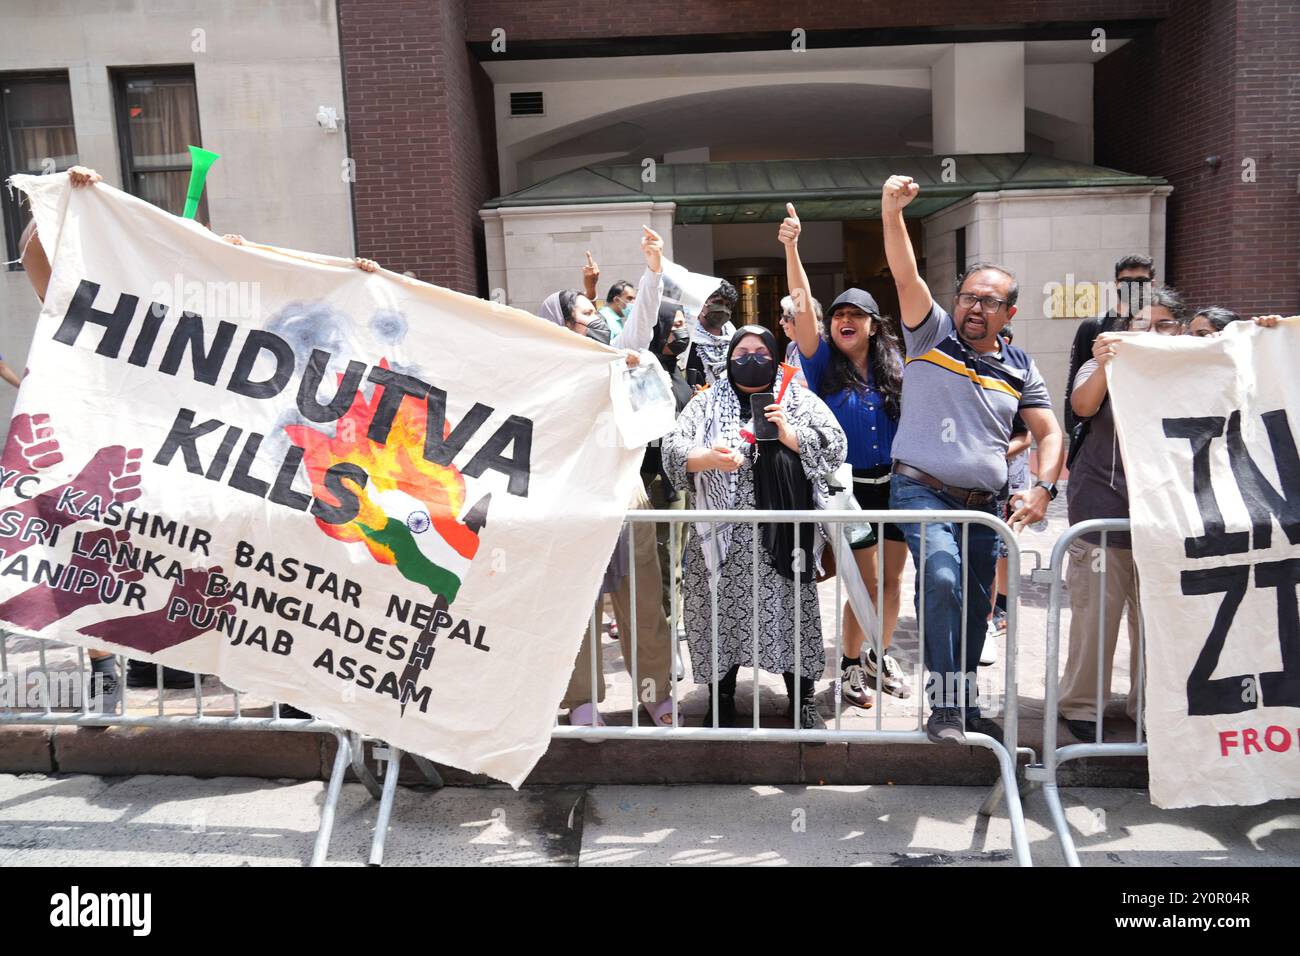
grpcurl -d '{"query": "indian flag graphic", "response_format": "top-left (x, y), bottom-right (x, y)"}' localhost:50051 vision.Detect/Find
top-left (362, 488), bottom-right (486, 602)
top-left (286, 361), bottom-right (490, 603)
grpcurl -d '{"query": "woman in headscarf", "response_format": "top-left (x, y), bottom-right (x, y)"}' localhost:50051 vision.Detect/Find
top-left (539, 226), bottom-right (678, 728)
top-left (538, 226), bottom-right (665, 353)
top-left (780, 203), bottom-right (911, 711)
top-left (662, 325), bottom-right (847, 730)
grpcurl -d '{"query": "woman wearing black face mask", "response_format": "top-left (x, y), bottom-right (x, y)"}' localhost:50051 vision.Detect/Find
top-left (662, 325), bottom-right (847, 730)
top-left (684, 279), bottom-right (739, 387)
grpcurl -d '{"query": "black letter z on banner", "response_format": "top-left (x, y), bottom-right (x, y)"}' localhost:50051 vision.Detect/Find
top-left (1254, 558), bottom-right (1300, 709)
top-left (1182, 565), bottom-right (1252, 716)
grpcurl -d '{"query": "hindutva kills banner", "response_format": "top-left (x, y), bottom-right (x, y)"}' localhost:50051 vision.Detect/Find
top-left (1108, 318), bottom-right (1300, 808)
top-left (7, 174), bottom-right (661, 786)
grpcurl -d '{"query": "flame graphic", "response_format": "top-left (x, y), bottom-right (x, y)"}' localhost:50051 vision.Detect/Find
top-left (286, 361), bottom-right (489, 602)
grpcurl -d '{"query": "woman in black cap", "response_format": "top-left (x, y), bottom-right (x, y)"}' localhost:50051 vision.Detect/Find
top-left (779, 203), bottom-right (911, 710)
top-left (662, 325), bottom-right (847, 730)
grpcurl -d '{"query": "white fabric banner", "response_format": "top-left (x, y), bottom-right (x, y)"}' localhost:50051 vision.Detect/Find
top-left (660, 259), bottom-right (722, 323)
top-left (7, 173), bottom-right (655, 786)
top-left (1108, 319), bottom-right (1300, 808)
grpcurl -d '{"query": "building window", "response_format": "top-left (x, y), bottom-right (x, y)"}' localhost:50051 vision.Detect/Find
top-left (113, 68), bottom-right (206, 220)
top-left (1, 72), bottom-right (79, 263)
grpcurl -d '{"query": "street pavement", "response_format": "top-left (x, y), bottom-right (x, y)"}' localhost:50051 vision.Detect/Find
top-left (1, 773), bottom-right (1296, 867)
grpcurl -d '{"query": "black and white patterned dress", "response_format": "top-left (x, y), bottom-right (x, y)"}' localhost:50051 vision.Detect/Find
top-left (662, 379), bottom-right (847, 684)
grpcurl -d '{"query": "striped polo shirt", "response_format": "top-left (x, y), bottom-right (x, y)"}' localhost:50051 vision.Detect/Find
top-left (891, 301), bottom-right (1052, 492)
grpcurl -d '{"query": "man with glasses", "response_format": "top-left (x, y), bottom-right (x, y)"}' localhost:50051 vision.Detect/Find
top-left (881, 174), bottom-right (1064, 746)
top-left (1064, 255), bottom-right (1154, 434)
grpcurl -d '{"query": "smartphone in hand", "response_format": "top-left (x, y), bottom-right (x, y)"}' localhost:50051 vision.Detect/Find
top-left (750, 392), bottom-right (778, 440)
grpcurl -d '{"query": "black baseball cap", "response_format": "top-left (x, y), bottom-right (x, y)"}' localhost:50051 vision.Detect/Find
top-left (829, 288), bottom-right (880, 316)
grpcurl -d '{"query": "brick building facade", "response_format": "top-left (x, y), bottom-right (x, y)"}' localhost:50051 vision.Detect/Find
top-left (336, 0), bottom-right (1297, 316)
top-left (1095, 0), bottom-right (1299, 316)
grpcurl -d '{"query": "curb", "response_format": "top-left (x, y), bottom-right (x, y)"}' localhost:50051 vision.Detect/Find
top-left (1, 721), bottom-right (1149, 789)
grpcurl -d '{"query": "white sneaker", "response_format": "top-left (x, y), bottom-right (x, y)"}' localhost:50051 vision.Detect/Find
top-left (839, 664), bottom-right (873, 709)
top-left (980, 620), bottom-right (999, 666)
top-left (863, 648), bottom-right (912, 699)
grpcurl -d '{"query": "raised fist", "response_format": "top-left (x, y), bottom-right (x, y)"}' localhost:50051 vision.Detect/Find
top-left (882, 175), bottom-right (920, 214)
top-left (3, 412), bottom-right (63, 475)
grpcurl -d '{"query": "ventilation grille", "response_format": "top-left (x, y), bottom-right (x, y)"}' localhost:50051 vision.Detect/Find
top-left (510, 91), bottom-right (544, 117)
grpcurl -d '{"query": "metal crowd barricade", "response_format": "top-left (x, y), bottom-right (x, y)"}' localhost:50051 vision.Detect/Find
top-left (1, 507), bottom-right (1035, 868)
top-left (0, 636), bottom-right (359, 866)
top-left (1024, 517), bottom-right (1143, 867)
top-left (362, 508), bottom-right (1037, 868)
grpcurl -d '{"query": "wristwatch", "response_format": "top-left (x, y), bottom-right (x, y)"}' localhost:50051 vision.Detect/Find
top-left (1034, 480), bottom-right (1058, 500)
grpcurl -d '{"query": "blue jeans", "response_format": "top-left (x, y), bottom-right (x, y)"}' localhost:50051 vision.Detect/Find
top-left (889, 474), bottom-right (999, 717)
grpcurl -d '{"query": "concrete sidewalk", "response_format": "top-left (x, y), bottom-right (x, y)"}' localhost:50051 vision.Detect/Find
top-left (1, 773), bottom-right (1295, 867)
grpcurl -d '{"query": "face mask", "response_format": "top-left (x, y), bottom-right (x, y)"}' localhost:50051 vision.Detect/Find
top-left (618, 302), bottom-right (632, 319)
top-left (729, 352), bottom-right (772, 388)
top-left (585, 316), bottom-right (611, 345)
top-left (702, 305), bottom-right (731, 329)
top-left (666, 328), bottom-right (690, 356)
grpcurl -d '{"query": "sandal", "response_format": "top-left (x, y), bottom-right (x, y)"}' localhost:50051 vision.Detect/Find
top-left (642, 696), bottom-right (676, 727)
top-left (568, 702), bottom-right (605, 728)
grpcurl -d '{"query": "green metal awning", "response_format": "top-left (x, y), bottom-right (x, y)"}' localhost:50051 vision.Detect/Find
top-left (484, 153), bottom-right (1168, 224)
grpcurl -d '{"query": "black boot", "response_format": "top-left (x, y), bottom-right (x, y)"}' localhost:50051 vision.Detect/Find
top-left (782, 672), bottom-right (825, 732)
top-left (703, 690), bottom-right (737, 728)
top-left (703, 666), bottom-right (740, 727)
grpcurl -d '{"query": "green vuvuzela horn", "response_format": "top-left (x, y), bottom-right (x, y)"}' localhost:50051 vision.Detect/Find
top-left (182, 145), bottom-right (220, 220)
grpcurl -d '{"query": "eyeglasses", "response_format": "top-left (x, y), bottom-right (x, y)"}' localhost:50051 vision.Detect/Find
top-left (956, 293), bottom-right (1009, 314)
top-left (1118, 277), bottom-right (1153, 286)
top-left (1154, 320), bottom-right (1182, 334)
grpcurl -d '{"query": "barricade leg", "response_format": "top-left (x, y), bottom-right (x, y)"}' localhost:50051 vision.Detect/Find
top-left (979, 777), bottom-right (1003, 817)
top-left (368, 745), bottom-right (404, 866)
top-left (1042, 779), bottom-right (1082, 867)
top-left (1032, 518), bottom-right (1136, 867)
top-left (311, 731), bottom-right (352, 867)
top-left (988, 739), bottom-right (1032, 867)
top-left (411, 754), bottom-right (444, 788)
top-left (350, 731), bottom-right (384, 799)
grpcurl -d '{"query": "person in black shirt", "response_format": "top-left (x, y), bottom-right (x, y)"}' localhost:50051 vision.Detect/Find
top-left (1063, 254), bottom-right (1155, 435)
